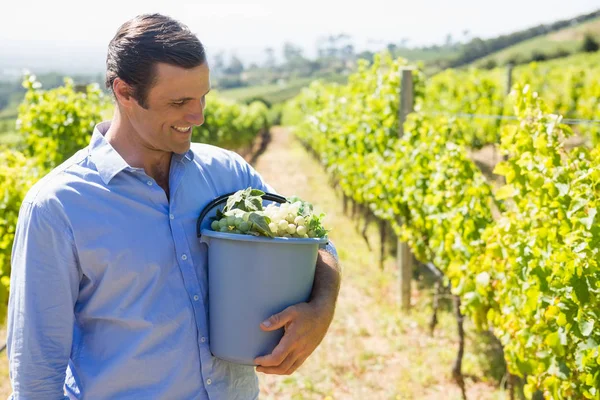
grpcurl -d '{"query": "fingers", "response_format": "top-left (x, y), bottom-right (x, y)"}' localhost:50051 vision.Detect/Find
top-left (260, 305), bottom-right (298, 331)
top-left (256, 351), bottom-right (296, 375)
top-left (287, 355), bottom-right (307, 374)
top-left (254, 331), bottom-right (296, 367)
top-left (255, 352), bottom-right (308, 375)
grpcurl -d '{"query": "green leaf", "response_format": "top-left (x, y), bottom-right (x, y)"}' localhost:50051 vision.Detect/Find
top-left (579, 318), bottom-right (595, 337)
top-left (545, 332), bottom-right (561, 351)
top-left (571, 275), bottom-right (590, 304)
top-left (248, 212), bottom-right (273, 238)
top-left (225, 187), bottom-right (264, 213)
top-left (555, 183), bottom-right (569, 197)
top-left (493, 161), bottom-right (510, 176)
top-left (496, 184), bottom-right (517, 200)
top-left (580, 208), bottom-right (597, 230)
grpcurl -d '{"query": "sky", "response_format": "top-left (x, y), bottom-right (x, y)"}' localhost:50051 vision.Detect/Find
top-left (0, 0), bottom-right (597, 74)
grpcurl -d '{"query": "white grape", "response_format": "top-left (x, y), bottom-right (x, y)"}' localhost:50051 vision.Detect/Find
top-left (268, 222), bottom-right (278, 234)
top-left (294, 216), bottom-right (305, 226)
top-left (278, 220), bottom-right (289, 231)
top-left (239, 221), bottom-right (250, 232)
top-left (287, 224), bottom-right (296, 234)
top-left (296, 225), bottom-right (307, 236)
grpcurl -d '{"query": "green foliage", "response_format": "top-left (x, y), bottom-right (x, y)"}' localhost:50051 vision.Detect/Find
top-left (0, 148), bottom-right (42, 323)
top-left (17, 75), bottom-right (109, 170)
top-left (285, 55), bottom-right (600, 398)
top-left (583, 34), bottom-right (600, 53)
top-left (467, 86), bottom-right (600, 399)
top-left (423, 68), bottom-right (507, 148)
top-left (193, 95), bottom-right (268, 150)
top-left (422, 52), bottom-right (600, 147)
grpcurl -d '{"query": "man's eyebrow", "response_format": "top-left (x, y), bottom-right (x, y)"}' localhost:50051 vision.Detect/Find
top-left (170, 89), bottom-right (211, 102)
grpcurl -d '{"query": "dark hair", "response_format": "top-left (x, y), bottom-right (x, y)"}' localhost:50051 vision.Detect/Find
top-left (105, 13), bottom-right (206, 108)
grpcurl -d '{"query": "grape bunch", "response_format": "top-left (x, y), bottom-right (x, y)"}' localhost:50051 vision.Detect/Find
top-left (209, 188), bottom-right (327, 239)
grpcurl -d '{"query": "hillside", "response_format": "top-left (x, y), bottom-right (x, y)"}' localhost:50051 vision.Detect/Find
top-left (474, 16), bottom-right (600, 68)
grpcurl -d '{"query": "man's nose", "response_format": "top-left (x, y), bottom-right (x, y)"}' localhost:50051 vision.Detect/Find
top-left (186, 111), bottom-right (204, 126)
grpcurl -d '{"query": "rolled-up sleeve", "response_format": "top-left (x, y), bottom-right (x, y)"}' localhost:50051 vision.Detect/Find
top-left (7, 201), bottom-right (80, 399)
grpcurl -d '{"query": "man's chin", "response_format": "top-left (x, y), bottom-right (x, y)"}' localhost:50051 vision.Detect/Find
top-left (173, 141), bottom-right (192, 155)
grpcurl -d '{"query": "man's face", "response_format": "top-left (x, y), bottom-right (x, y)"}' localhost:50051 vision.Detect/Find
top-left (127, 62), bottom-right (211, 155)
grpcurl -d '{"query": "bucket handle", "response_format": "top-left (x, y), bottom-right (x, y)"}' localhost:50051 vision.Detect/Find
top-left (197, 191), bottom-right (288, 238)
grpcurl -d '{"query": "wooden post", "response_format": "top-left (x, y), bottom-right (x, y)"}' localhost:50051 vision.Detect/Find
top-left (397, 242), bottom-right (413, 310)
top-left (397, 67), bottom-right (415, 311)
top-left (379, 220), bottom-right (386, 270)
top-left (399, 67), bottom-right (415, 137)
top-left (506, 64), bottom-right (514, 95)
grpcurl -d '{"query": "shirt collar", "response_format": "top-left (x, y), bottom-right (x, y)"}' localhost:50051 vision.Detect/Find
top-left (89, 121), bottom-right (195, 185)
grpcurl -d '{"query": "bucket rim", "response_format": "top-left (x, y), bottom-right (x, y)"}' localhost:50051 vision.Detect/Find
top-left (200, 229), bottom-right (328, 244)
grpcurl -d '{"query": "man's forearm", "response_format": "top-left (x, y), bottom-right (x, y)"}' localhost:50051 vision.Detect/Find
top-left (309, 248), bottom-right (341, 317)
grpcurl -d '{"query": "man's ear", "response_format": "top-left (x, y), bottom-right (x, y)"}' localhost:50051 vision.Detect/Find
top-left (113, 78), bottom-right (136, 109)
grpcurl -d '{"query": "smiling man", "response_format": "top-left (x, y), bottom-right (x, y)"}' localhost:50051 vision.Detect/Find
top-left (7, 14), bottom-right (341, 399)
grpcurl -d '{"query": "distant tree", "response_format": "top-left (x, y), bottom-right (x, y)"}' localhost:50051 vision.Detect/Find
top-left (224, 55), bottom-right (244, 75)
top-left (582, 33), bottom-right (599, 52)
top-left (481, 59), bottom-right (497, 70)
top-left (552, 48), bottom-right (571, 58)
top-left (531, 51), bottom-right (547, 62)
top-left (462, 30), bottom-right (470, 42)
top-left (357, 51), bottom-right (374, 63)
top-left (212, 51), bottom-right (226, 74)
top-left (445, 33), bottom-right (453, 47)
top-left (282, 42), bottom-right (304, 63)
top-left (263, 47), bottom-right (276, 69)
top-left (340, 44), bottom-right (355, 61)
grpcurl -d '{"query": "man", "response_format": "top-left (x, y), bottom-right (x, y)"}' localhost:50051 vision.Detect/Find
top-left (7, 13), bottom-right (341, 399)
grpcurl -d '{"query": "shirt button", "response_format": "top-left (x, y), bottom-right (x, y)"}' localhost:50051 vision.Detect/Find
top-left (147, 181), bottom-right (153, 186)
top-left (181, 254), bottom-right (188, 261)
top-left (200, 337), bottom-right (206, 343)
top-left (169, 214), bottom-right (175, 220)
top-left (206, 378), bottom-right (212, 385)
top-left (193, 295), bottom-right (199, 301)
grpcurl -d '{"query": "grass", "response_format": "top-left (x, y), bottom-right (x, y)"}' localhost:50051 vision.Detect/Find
top-left (475, 16), bottom-right (600, 67)
top-left (254, 127), bottom-right (512, 399)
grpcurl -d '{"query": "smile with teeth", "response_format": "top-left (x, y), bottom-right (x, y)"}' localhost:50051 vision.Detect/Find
top-left (172, 125), bottom-right (191, 133)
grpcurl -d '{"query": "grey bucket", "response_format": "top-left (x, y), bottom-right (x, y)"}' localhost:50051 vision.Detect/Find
top-left (197, 193), bottom-right (328, 365)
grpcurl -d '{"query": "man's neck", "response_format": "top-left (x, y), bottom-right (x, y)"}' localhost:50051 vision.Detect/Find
top-left (104, 111), bottom-right (172, 197)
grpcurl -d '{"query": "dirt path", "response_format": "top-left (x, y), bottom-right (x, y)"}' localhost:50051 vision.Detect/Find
top-left (254, 128), bottom-right (505, 399)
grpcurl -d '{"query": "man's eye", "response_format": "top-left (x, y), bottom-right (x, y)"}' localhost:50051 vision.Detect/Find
top-left (173, 101), bottom-right (185, 107)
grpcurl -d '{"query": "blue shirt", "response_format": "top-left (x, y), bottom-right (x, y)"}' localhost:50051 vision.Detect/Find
top-left (8, 121), bottom-right (326, 399)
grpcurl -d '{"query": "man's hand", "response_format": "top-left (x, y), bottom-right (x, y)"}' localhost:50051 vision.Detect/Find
top-left (254, 301), bottom-right (334, 375)
top-left (255, 248), bottom-right (341, 375)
